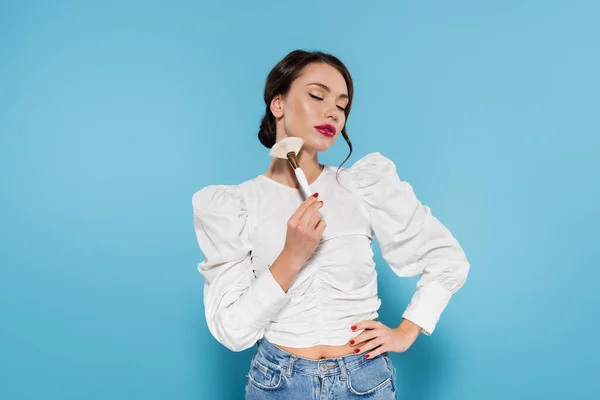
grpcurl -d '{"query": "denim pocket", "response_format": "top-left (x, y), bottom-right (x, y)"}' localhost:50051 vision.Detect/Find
top-left (384, 353), bottom-right (397, 393)
top-left (247, 358), bottom-right (283, 390)
top-left (346, 355), bottom-right (394, 396)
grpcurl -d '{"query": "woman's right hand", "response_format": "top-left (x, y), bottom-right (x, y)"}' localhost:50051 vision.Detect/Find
top-left (282, 193), bottom-right (326, 265)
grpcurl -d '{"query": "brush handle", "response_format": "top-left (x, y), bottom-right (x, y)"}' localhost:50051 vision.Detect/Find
top-left (294, 168), bottom-right (313, 198)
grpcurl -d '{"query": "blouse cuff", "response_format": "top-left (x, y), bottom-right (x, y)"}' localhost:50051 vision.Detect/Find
top-left (235, 268), bottom-right (290, 330)
top-left (401, 281), bottom-right (453, 336)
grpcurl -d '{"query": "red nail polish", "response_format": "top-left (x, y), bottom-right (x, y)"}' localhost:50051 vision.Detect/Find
top-left (354, 349), bottom-right (360, 353)
top-left (365, 354), bottom-right (370, 359)
top-left (349, 340), bottom-right (355, 345)
top-left (351, 326), bottom-right (356, 331)
top-left (313, 193), bottom-right (319, 198)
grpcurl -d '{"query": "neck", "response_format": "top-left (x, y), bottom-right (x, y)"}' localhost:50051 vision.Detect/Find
top-left (265, 149), bottom-right (323, 189)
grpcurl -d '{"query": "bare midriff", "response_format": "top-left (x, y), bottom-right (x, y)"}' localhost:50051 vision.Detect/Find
top-left (273, 342), bottom-right (356, 360)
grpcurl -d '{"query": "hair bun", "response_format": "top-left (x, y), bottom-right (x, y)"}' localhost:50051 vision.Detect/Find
top-left (258, 113), bottom-right (276, 149)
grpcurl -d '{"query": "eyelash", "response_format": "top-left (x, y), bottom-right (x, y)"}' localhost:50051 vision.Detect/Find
top-left (309, 93), bottom-right (346, 112)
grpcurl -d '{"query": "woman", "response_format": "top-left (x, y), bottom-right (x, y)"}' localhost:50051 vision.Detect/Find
top-left (192, 50), bottom-right (470, 399)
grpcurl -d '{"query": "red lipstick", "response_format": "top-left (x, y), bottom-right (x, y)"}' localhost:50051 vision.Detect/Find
top-left (315, 124), bottom-right (336, 137)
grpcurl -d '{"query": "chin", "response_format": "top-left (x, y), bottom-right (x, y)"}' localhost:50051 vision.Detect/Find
top-left (303, 135), bottom-right (336, 153)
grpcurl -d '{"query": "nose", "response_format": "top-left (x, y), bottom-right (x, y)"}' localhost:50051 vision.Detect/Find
top-left (324, 103), bottom-right (340, 122)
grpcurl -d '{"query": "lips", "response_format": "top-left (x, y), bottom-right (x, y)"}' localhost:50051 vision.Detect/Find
top-left (315, 124), bottom-right (336, 137)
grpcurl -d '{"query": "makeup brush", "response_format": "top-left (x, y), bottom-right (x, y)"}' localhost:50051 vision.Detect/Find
top-left (269, 137), bottom-right (313, 198)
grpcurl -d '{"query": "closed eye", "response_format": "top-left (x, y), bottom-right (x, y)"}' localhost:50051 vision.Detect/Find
top-left (309, 93), bottom-right (346, 112)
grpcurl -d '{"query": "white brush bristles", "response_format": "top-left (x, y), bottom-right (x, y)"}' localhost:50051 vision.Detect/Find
top-left (267, 137), bottom-right (312, 198)
top-left (269, 137), bottom-right (305, 159)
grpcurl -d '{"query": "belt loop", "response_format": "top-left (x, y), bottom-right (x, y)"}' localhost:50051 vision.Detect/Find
top-left (337, 357), bottom-right (348, 381)
top-left (286, 354), bottom-right (296, 377)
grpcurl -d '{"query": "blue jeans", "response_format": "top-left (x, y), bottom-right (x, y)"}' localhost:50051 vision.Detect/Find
top-left (245, 338), bottom-right (397, 399)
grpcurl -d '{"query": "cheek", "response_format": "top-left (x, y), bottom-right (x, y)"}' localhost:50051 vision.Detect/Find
top-left (297, 98), bottom-right (315, 118)
top-left (287, 98), bottom-right (314, 124)
top-left (337, 116), bottom-right (346, 132)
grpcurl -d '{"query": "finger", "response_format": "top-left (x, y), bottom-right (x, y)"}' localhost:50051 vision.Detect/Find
top-left (301, 202), bottom-right (323, 228)
top-left (353, 337), bottom-right (384, 356)
top-left (297, 197), bottom-right (323, 222)
top-left (289, 194), bottom-right (319, 222)
top-left (315, 219), bottom-right (326, 235)
top-left (351, 319), bottom-right (383, 333)
top-left (305, 211), bottom-right (322, 229)
top-left (348, 328), bottom-right (382, 347)
top-left (364, 341), bottom-right (388, 359)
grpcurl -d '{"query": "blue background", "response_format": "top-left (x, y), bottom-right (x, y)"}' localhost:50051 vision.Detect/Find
top-left (1, 1), bottom-right (599, 399)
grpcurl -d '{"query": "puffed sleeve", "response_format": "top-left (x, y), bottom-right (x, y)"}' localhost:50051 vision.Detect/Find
top-left (350, 153), bottom-right (470, 336)
top-left (192, 185), bottom-right (290, 351)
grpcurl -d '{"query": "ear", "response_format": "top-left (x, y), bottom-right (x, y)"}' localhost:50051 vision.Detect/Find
top-left (270, 95), bottom-right (284, 118)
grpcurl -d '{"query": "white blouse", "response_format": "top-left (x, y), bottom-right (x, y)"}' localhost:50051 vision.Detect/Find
top-left (192, 152), bottom-right (470, 351)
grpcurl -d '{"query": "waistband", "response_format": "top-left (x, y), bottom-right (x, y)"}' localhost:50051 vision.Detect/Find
top-left (255, 337), bottom-right (388, 378)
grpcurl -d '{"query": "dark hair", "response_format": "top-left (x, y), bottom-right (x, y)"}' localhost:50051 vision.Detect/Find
top-left (258, 49), bottom-right (354, 169)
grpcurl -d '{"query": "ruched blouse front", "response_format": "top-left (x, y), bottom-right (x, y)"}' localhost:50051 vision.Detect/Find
top-left (192, 152), bottom-right (470, 351)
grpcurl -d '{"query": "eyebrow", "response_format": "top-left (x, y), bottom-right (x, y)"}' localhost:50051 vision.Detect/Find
top-left (306, 82), bottom-right (349, 100)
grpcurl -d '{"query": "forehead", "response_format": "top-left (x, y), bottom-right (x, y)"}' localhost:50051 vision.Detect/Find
top-left (293, 63), bottom-right (348, 95)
